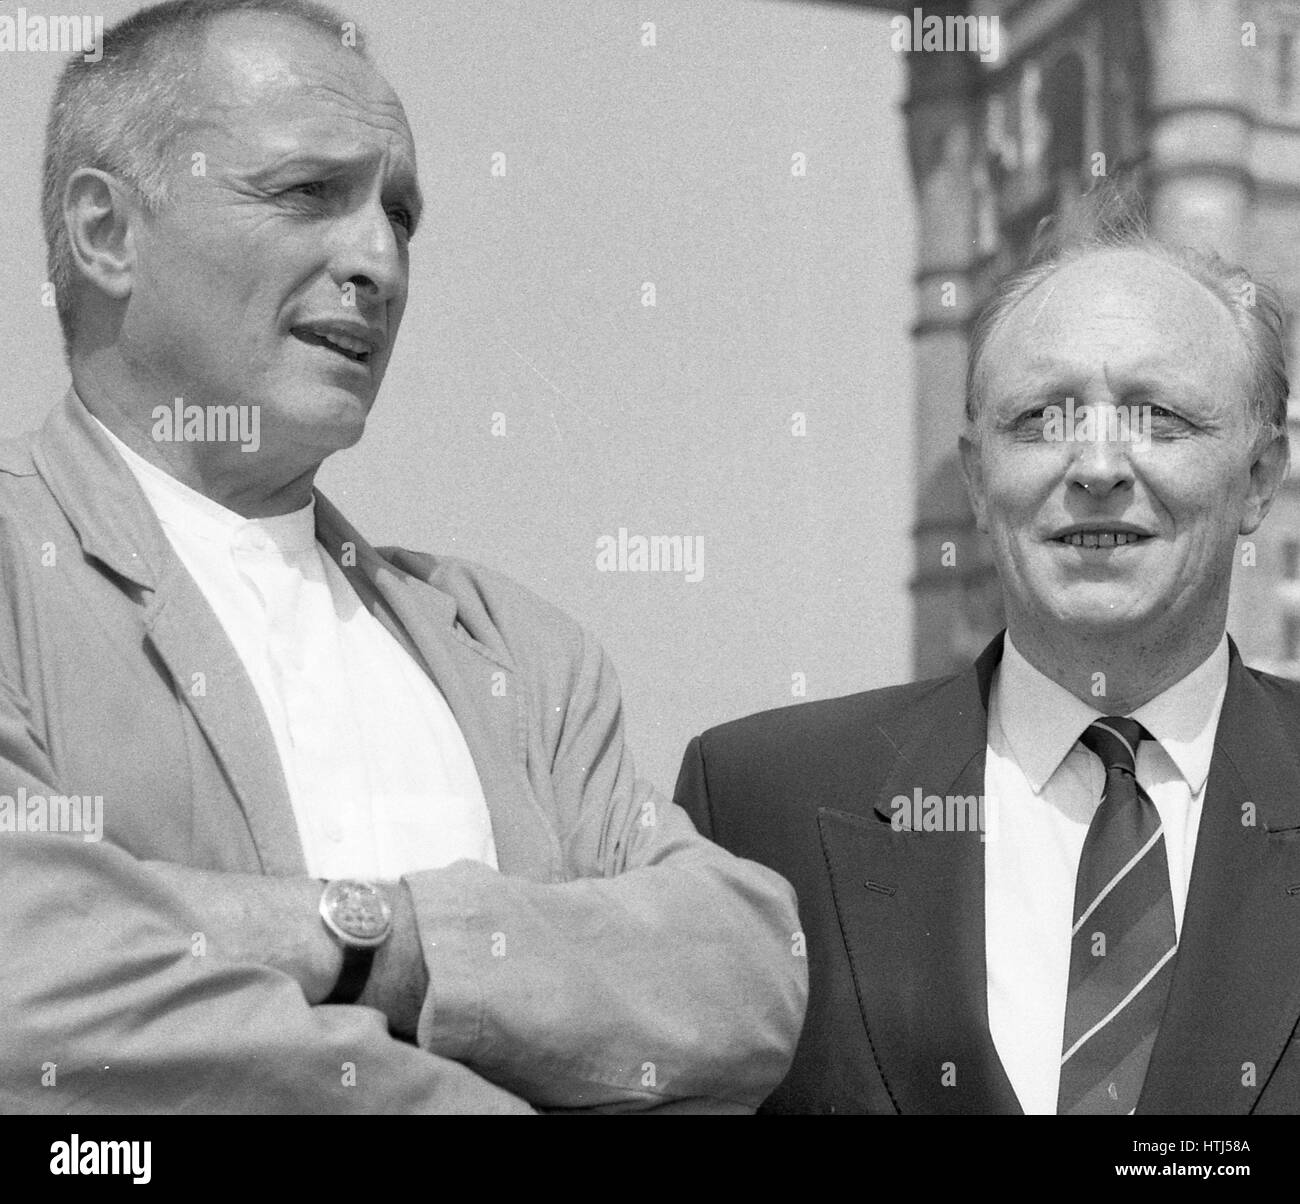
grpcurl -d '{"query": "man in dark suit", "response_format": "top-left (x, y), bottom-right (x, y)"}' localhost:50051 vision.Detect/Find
top-left (675, 202), bottom-right (1300, 1114)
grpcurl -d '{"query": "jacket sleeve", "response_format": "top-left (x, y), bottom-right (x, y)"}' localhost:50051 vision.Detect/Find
top-left (0, 679), bottom-right (534, 1114)
top-left (402, 628), bottom-right (808, 1112)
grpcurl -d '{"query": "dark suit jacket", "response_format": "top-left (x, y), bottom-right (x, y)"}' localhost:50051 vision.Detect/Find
top-left (674, 632), bottom-right (1300, 1114)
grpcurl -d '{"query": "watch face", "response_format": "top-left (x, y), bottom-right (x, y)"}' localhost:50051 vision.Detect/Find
top-left (322, 880), bottom-right (392, 946)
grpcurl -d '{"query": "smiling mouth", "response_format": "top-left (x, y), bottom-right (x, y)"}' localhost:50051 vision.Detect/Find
top-left (1055, 531), bottom-right (1148, 548)
top-left (291, 328), bottom-right (372, 364)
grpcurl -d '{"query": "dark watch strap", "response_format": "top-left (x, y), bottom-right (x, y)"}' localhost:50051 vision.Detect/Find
top-left (325, 943), bottom-right (376, 1005)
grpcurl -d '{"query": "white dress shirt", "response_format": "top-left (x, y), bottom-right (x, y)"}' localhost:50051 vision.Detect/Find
top-left (984, 632), bottom-right (1228, 1115)
top-left (97, 419), bottom-right (498, 880)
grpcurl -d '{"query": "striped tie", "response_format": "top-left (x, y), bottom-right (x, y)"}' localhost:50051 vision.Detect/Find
top-left (1056, 717), bottom-right (1177, 1115)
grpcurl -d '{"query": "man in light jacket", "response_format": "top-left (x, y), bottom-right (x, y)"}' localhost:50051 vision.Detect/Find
top-left (0, 0), bottom-right (805, 1114)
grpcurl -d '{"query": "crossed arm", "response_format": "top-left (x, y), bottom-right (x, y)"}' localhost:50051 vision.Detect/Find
top-left (0, 636), bottom-right (807, 1113)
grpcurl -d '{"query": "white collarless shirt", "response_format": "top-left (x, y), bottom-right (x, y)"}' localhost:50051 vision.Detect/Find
top-left (984, 632), bottom-right (1228, 1115)
top-left (97, 419), bottom-right (498, 879)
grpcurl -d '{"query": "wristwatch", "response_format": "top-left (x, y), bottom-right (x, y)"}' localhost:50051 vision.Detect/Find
top-left (319, 879), bottom-right (393, 1005)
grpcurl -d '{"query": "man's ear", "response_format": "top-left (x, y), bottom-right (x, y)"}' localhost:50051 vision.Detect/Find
top-left (959, 427), bottom-right (989, 533)
top-left (64, 168), bottom-right (139, 307)
top-left (1240, 428), bottom-right (1291, 536)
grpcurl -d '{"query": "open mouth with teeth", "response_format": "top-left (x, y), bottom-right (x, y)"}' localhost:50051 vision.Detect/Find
top-left (1055, 531), bottom-right (1148, 548)
top-left (291, 327), bottom-right (372, 364)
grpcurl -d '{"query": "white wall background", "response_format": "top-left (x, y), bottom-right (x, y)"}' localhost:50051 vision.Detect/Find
top-left (0, 0), bottom-right (915, 793)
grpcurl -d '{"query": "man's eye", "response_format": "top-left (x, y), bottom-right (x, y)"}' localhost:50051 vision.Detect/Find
top-left (1014, 407), bottom-right (1050, 427)
top-left (387, 208), bottom-right (414, 235)
top-left (282, 181), bottom-right (328, 200)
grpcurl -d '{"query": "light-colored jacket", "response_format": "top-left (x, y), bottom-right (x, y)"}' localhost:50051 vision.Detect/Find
top-left (0, 391), bottom-right (806, 1113)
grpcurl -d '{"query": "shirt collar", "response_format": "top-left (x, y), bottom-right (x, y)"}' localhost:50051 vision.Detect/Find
top-left (1130, 636), bottom-right (1229, 796)
top-left (92, 414), bottom-right (317, 555)
top-left (993, 630), bottom-right (1228, 795)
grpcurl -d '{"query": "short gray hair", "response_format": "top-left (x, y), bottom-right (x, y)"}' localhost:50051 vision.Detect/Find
top-left (42, 0), bottom-right (365, 352)
top-left (965, 183), bottom-right (1290, 447)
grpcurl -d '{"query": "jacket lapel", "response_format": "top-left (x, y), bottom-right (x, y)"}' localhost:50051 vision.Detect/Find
top-left (36, 391), bottom-right (562, 882)
top-left (1140, 649), bottom-right (1300, 1113)
top-left (819, 634), bottom-right (1022, 1113)
top-left (314, 497), bottom-right (562, 883)
top-left (141, 561), bottom-right (307, 874)
top-left (32, 391), bottom-right (306, 875)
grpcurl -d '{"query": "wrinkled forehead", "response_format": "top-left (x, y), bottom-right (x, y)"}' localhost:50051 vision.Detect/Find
top-left (980, 248), bottom-right (1250, 405)
top-left (192, 11), bottom-right (414, 154)
top-left (1012, 250), bottom-right (1237, 342)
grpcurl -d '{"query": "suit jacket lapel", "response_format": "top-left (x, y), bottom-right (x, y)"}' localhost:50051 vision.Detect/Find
top-left (1140, 649), bottom-right (1300, 1113)
top-left (314, 496), bottom-right (562, 883)
top-left (819, 634), bottom-right (1021, 1113)
top-left (32, 390), bottom-right (306, 876)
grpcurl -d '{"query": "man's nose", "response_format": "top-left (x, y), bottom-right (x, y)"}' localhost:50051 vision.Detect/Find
top-left (1063, 413), bottom-right (1135, 497)
top-left (328, 202), bottom-right (407, 308)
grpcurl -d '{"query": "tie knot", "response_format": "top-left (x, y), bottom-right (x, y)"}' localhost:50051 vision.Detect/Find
top-left (1079, 717), bottom-right (1146, 776)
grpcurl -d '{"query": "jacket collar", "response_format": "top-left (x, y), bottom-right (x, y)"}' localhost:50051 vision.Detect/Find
top-left (32, 389), bottom-right (560, 882)
top-left (32, 389), bottom-right (176, 592)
